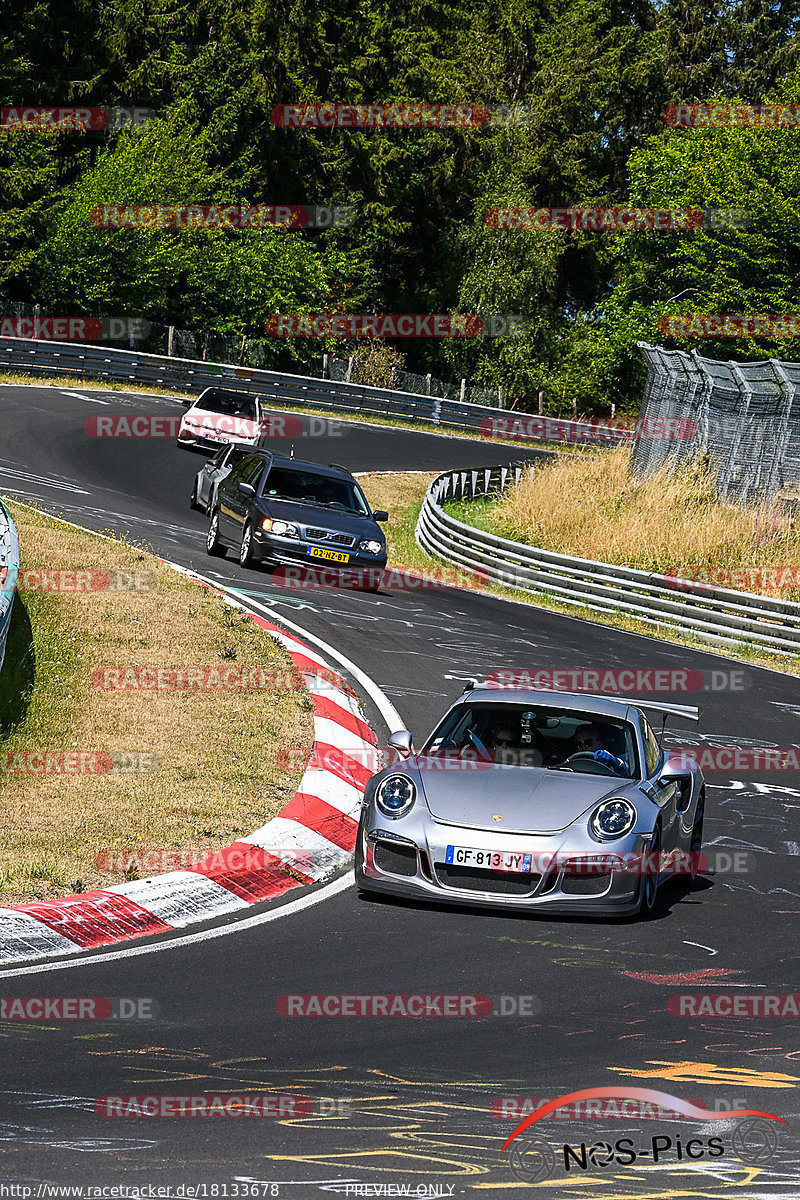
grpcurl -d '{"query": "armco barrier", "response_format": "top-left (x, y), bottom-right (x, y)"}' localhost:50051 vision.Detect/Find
top-left (415, 465), bottom-right (800, 654)
top-left (0, 497), bottom-right (20, 674)
top-left (0, 337), bottom-right (630, 447)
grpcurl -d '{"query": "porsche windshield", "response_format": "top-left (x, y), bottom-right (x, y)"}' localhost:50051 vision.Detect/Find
top-left (424, 703), bottom-right (640, 778)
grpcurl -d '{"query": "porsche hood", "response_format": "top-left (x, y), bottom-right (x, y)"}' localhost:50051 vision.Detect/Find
top-left (410, 760), bottom-right (630, 835)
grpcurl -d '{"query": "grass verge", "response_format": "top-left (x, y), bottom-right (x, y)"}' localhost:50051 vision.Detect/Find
top-left (357, 472), bottom-right (800, 679)
top-left (0, 501), bottom-right (312, 904)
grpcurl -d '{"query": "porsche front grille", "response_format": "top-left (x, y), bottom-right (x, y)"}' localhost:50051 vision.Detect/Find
top-left (374, 841), bottom-right (418, 877)
top-left (434, 863), bottom-right (540, 896)
top-left (560, 871), bottom-right (612, 895)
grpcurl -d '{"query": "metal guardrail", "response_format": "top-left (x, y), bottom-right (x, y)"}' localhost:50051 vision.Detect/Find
top-left (0, 497), bottom-right (20, 675)
top-left (415, 464), bottom-right (800, 655)
top-left (0, 337), bottom-right (630, 447)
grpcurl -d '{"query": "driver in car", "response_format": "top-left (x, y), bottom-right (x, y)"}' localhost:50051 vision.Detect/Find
top-left (573, 723), bottom-right (629, 775)
top-left (317, 483), bottom-right (338, 506)
top-left (491, 723), bottom-right (544, 767)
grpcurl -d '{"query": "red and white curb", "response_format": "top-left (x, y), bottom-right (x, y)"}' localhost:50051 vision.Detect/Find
top-left (0, 570), bottom-right (379, 967)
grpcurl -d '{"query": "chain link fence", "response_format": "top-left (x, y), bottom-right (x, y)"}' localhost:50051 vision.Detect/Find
top-left (634, 343), bottom-right (800, 504)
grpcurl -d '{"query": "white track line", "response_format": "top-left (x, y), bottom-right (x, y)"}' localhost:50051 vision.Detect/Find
top-left (218, 581), bottom-right (405, 734)
top-left (0, 505), bottom-right (403, 977)
top-left (0, 874), bottom-right (353, 979)
top-left (60, 390), bottom-right (110, 405)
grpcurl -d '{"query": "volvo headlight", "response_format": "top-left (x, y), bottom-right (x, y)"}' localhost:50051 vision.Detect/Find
top-left (590, 798), bottom-right (636, 841)
top-left (261, 518), bottom-right (298, 536)
top-left (375, 774), bottom-right (416, 818)
top-left (359, 539), bottom-right (384, 555)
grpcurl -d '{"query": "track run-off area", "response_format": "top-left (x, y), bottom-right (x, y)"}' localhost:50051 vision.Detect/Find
top-left (0, 382), bottom-right (799, 1197)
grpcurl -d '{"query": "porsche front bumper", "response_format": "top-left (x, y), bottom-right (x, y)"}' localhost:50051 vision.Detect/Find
top-left (356, 819), bottom-right (652, 917)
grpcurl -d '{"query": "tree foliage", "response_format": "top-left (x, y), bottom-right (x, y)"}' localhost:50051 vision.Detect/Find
top-left (1, 0), bottom-right (799, 408)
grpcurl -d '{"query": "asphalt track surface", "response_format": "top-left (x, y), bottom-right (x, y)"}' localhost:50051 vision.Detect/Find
top-left (0, 383), bottom-right (799, 1197)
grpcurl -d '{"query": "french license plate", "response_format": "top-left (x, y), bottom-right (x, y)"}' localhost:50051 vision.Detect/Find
top-left (446, 845), bottom-right (532, 873)
top-left (307, 546), bottom-right (350, 563)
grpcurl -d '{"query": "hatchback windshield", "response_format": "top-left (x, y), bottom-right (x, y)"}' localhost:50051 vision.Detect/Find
top-left (195, 390), bottom-right (257, 419)
top-left (262, 467), bottom-right (369, 515)
top-left (424, 703), bottom-right (640, 777)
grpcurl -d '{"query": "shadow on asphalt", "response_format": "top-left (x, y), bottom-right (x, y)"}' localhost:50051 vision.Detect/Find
top-left (355, 873), bottom-right (715, 926)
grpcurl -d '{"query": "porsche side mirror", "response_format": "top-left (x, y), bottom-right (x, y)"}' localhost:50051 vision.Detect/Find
top-left (181, 398), bottom-right (194, 408)
top-left (657, 757), bottom-right (694, 788)
top-left (237, 482), bottom-right (255, 498)
top-left (372, 510), bottom-right (389, 522)
top-left (387, 730), bottom-right (414, 757)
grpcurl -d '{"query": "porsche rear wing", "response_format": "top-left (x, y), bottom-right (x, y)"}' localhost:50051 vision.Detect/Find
top-left (459, 681), bottom-right (700, 723)
top-left (622, 699), bottom-right (700, 723)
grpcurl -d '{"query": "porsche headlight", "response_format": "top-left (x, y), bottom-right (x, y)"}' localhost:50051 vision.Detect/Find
top-left (359, 539), bottom-right (384, 555)
top-left (590, 798), bottom-right (636, 841)
top-left (375, 774), bottom-right (416, 818)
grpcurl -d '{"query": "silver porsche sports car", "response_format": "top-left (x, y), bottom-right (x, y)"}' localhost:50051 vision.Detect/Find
top-left (355, 687), bottom-right (705, 918)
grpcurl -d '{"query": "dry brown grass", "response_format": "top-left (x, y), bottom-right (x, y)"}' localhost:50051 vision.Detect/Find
top-left (358, 465), bottom-right (800, 677)
top-left (0, 502), bottom-right (313, 903)
top-left (493, 447), bottom-right (800, 597)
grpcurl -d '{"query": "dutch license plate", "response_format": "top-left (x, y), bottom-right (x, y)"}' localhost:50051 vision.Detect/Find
top-left (307, 546), bottom-right (350, 563)
top-left (446, 846), bottom-right (532, 872)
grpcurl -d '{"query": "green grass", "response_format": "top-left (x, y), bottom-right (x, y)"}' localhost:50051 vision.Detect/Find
top-left (441, 496), bottom-right (501, 533)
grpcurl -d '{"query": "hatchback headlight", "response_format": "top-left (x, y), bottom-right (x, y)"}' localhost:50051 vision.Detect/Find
top-left (375, 774), bottom-right (416, 818)
top-left (359, 539), bottom-right (384, 555)
top-left (590, 798), bottom-right (636, 841)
